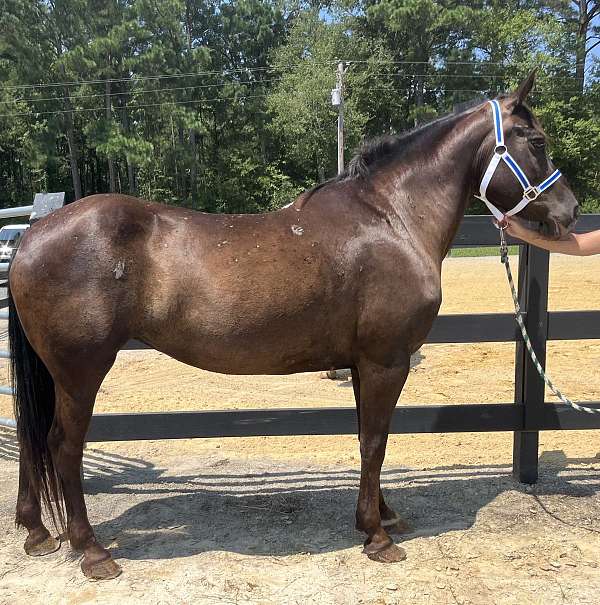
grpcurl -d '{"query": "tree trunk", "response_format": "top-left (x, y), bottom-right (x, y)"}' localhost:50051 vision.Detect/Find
top-left (178, 126), bottom-right (186, 198)
top-left (185, 1), bottom-right (193, 51)
top-left (190, 128), bottom-right (197, 202)
top-left (171, 118), bottom-right (180, 196)
top-left (63, 86), bottom-right (82, 200)
top-left (574, 0), bottom-right (598, 93)
top-left (414, 74), bottom-right (425, 110)
top-left (106, 80), bottom-right (117, 192)
top-left (127, 162), bottom-right (135, 195)
top-left (413, 51), bottom-right (428, 126)
top-left (575, 0), bottom-right (587, 92)
top-left (121, 99), bottom-right (136, 195)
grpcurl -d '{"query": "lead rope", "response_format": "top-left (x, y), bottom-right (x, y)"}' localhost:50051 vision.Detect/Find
top-left (499, 227), bottom-right (600, 414)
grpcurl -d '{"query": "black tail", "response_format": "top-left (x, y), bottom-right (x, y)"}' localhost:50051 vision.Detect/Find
top-left (9, 288), bottom-right (64, 530)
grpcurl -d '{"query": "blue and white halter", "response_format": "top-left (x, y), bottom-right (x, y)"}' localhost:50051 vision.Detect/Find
top-left (475, 99), bottom-right (562, 224)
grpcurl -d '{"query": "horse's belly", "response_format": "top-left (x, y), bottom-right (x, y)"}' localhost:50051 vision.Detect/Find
top-left (146, 320), bottom-right (353, 375)
top-left (138, 285), bottom-right (356, 374)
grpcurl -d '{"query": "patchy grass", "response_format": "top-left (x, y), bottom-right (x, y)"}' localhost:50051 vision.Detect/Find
top-left (450, 245), bottom-right (519, 257)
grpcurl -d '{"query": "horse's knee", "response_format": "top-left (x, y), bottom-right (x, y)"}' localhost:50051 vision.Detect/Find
top-left (359, 434), bottom-right (387, 460)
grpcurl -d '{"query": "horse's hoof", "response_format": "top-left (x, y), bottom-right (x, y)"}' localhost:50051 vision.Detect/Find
top-left (24, 534), bottom-right (61, 557)
top-left (81, 556), bottom-right (122, 581)
top-left (365, 543), bottom-right (407, 563)
top-left (381, 517), bottom-right (411, 535)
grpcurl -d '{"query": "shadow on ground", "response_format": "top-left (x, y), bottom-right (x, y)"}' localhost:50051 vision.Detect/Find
top-left (1, 426), bottom-right (599, 563)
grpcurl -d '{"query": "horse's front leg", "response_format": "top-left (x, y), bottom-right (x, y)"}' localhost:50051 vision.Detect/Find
top-left (354, 356), bottom-right (410, 562)
top-left (352, 366), bottom-right (410, 537)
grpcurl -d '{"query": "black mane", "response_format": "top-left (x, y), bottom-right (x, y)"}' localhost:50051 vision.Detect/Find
top-left (302, 97), bottom-right (486, 200)
top-left (344, 96), bottom-right (486, 180)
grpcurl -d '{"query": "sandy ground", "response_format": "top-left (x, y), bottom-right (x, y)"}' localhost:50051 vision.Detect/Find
top-left (1, 254), bottom-right (600, 604)
top-left (1, 427), bottom-right (600, 605)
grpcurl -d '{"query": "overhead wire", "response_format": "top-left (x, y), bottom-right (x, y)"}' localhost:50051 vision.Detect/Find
top-left (2, 72), bottom-right (592, 108)
top-left (0, 64), bottom-right (331, 91)
top-left (0, 85), bottom-right (589, 120)
top-left (3, 78), bottom-right (283, 105)
top-left (0, 58), bottom-right (589, 92)
top-left (0, 89), bottom-right (345, 119)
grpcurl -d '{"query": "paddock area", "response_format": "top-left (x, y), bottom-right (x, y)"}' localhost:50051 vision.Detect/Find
top-left (1, 254), bottom-right (599, 604)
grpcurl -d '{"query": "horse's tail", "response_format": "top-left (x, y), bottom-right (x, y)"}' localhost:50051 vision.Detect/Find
top-left (9, 286), bottom-right (64, 530)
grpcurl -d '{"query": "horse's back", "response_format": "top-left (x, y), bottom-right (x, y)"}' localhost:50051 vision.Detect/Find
top-left (9, 191), bottom-right (441, 374)
top-left (9, 193), bottom-right (361, 372)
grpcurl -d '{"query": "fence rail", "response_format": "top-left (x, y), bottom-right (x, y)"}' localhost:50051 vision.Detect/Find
top-left (0, 205), bottom-right (33, 219)
top-left (2, 211), bottom-right (600, 484)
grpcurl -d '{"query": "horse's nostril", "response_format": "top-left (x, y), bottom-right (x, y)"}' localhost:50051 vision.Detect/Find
top-left (574, 205), bottom-right (580, 220)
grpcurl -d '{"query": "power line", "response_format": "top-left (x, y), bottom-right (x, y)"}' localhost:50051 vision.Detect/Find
top-left (0, 64), bottom-right (328, 91)
top-left (367, 72), bottom-right (587, 81)
top-left (1, 83), bottom-right (589, 120)
top-left (5, 72), bottom-right (593, 107)
top-left (1, 58), bottom-right (589, 92)
top-left (346, 59), bottom-right (589, 68)
top-left (367, 87), bottom-right (587, 95)
top-left (3, 78), bottom-right (283, 105)
top-left (0, 91), bottom-right (332, 119)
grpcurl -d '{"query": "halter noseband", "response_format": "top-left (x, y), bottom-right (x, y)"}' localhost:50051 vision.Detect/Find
top-left (475, 99), bottom-right (562, 223)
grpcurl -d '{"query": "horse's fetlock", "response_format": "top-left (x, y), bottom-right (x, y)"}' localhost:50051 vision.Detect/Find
top-left (356, 506), bottom-right (380, 533)
top-left (68, 521), bottom-right (95, 550)
top-left (16, 502), bottom-right (40, 528)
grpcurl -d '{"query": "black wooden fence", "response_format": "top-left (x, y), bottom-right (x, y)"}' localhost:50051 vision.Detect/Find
top-left (86, 214), bottom-right (600, 485)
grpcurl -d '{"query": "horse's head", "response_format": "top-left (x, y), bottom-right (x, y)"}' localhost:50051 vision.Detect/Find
top-left (476, 71), bottom-right (579, 238)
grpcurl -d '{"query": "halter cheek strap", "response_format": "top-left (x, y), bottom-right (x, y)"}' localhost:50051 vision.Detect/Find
top-left (475, 99), bottom-right (562, 223)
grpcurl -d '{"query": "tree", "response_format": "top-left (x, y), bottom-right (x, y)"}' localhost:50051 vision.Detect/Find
top-left (0, 0), bottom-right (597, 211)
top-left (266, 10), bottom-right (372, 184)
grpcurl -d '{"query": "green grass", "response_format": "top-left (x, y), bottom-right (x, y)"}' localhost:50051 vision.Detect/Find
top-left (450, 245), bottom-right (519, 257)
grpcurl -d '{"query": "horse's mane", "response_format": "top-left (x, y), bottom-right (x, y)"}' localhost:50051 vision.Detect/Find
top-left (302, 97), bottom-right (487, 201)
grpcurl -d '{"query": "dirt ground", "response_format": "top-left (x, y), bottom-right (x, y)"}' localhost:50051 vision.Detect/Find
top-left (1, 254), bottom-right (600, 604)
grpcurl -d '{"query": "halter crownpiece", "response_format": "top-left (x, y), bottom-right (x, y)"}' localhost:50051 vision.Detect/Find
top-left (475, 99), bottom-right (562, 224)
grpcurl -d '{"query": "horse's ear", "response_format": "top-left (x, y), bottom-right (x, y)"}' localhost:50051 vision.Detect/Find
top-left (506, 69), bottom-right (536, 111)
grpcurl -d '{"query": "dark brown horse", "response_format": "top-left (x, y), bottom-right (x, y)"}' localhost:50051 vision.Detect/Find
top-left (9, 72), bottom-right (578, 580)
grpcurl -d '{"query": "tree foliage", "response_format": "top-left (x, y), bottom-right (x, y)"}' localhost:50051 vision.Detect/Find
top-left (0, 0), bottom-right (598, 212)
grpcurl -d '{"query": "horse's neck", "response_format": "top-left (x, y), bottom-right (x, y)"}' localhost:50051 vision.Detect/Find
top-left (383, 111), bottom-right (487, 263)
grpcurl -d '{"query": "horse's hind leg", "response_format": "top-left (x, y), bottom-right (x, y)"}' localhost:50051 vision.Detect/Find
top-left (354, 357), bottom-right (410, 563)
top-left (16, 452), bottom-right (60, 556)
top-left (352, 367), bottom-right (409, 535)
top-left (48, 357), bottom-right (122, 580)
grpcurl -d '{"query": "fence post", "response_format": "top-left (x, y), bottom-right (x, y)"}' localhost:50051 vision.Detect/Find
top-left (512, 243), bottom-right (550, 484)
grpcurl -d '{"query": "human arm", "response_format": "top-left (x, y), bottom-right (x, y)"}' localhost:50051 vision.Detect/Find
top-left (505, 217), bottom-right (600, 256)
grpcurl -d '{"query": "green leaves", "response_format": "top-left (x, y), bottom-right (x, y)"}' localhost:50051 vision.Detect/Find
top-left (0, 0), bottom-right (597, 212)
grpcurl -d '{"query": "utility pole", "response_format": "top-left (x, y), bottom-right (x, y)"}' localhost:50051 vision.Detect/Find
top-left (326, 62), bottom-right (348, 381)
top-left (331, 61), bottom-right (345, 174)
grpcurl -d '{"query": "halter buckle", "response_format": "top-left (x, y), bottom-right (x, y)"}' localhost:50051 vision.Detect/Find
top-left (494, 144), bottom-right (507, 156)
top-left (523, 186), bottom-right (540, 202)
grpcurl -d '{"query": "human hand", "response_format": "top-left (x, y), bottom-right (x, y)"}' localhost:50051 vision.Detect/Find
top-left (504, 217), bottom-right (537, 243)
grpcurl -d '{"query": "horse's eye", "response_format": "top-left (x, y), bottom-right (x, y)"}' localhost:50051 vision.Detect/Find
top-left (530, 138), bottom-right (546, 149)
